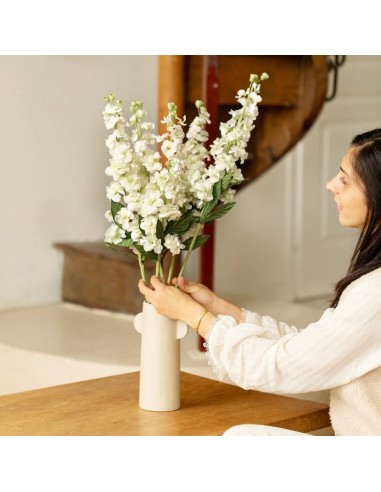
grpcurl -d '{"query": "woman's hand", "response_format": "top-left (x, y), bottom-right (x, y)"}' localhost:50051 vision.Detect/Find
top-left (138, 276), bottom-right (207, 328)
top-left (172, 276), bottom-right (219, 314)
top-left (173, 276), bottom-right (243, 324)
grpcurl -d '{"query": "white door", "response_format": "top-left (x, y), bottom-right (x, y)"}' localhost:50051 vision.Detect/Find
top-left (292, 55), bottom-right (381, 300)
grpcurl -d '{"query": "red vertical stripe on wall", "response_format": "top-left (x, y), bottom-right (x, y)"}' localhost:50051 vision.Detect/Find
top-left (199, 56), bottom-right (219, 351)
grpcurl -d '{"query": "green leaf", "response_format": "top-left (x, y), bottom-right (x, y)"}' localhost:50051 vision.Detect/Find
top-left (104, 242), bottom-right (136, 258)
top-left (133, 244), bottom-right (158, 261)
top-left (199, 179), bottom-right (225, 224)
top-left (111, 200), bottom-right (123, 220)
top-left (156, 219), bottom-right (165, 241)
top-left (212, 179), bottom-right (223, 201)
top-left (111, 200), bottom-right (124, 229)
top-left (200, 199), bottom-right (217, 224)
top-left (182, 234), bottom-right (210, 251)
top-left (138, 215), bottom-right (144, 234)
top-left (166, 210), bottom-right (195, 235)
top-left (221, 173), bottom-right (232, 192)
top-left (165, 219), bottom-right (175, 234)
top-left (203, 202), bottom-right (236, 223)
top-left (117, 238), bottom-right (134, 248)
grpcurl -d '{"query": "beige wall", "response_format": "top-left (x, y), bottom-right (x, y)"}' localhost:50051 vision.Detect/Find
top-left (214, 154), bottom-right (293, 302)
top-left (0, 56), bottom-right (158, 309)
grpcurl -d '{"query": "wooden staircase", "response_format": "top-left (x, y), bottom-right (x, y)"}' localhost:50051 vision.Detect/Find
top-left (55, 55), bottom-right (329, 314)
top-left (159, 55), bottom-right (328, 185)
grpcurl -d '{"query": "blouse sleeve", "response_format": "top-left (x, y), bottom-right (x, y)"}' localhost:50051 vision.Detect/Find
top-left (205, 276), bottom-right (381, 394)
top-left (241, 308), bottom-right (302, 338)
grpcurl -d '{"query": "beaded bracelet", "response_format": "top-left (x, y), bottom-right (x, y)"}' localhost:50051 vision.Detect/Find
top-left (193, 310), bottom-right (209, 333)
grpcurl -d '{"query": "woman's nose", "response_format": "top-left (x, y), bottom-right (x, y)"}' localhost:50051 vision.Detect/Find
top-left (326, 176), bottom-right (337, 193)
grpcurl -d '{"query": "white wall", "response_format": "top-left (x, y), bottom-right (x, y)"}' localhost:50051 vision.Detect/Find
top-left (0, 56), bottom-right (158, 309)
top-left (214, 152), bottom-right (294, 301)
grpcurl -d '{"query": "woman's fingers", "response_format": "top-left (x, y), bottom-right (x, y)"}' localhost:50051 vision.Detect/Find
top-left (172, 276), bottom-right (185, 289)
top-left (150, 275), bottom-right (164, 289)
top-left (172, 277), bottom-right (192, 292)
top-left (138, 279), bottom-right (154, 295)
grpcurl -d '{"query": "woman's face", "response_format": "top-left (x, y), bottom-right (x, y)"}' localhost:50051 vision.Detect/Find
top-left (326, 148), bottom-right (368, 229)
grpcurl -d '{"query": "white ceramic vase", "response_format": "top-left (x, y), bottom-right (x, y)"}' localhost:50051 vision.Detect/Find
top-left (134, 301), bottom-right (188, 411)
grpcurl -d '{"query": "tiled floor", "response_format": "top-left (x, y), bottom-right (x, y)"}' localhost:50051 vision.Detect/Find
top-left (0, 298), bottom-right (334, 435)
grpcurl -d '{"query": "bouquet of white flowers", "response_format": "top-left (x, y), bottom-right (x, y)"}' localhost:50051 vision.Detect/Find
top-left (103, 72), bottom-right (268, 285)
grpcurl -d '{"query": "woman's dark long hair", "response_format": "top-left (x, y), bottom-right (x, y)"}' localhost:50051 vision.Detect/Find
top-left (330, 128), bottom-right (381, 308)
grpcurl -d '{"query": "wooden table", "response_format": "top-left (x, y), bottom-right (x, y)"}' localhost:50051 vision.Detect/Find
top-left (0, 372), bottom-right (330, 436)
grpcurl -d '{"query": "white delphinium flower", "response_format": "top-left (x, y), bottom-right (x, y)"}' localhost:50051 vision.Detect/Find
top-left (153, 167), bottom-right (186, 213)
top-left (141, 235), bottom-right (163, 254)
top-left (102, 94), bottom-right (123, 129)
top-left (128, 102), bottom-right (157, 160)
top-left (164, 234), bottom-right (185, 255)
top-left (104, 224), bottom-right (126, 244)
top-left (207, 73), bottom-right (267, 187)
top-left (144, 152), bottom-right (162, 173)
top-left (140, 216), bottom-right (158, 236)
top-left (131, 228), bottom-right (143, 242)
top-left (151, 103), bottom-right (191, 220)
top-left (123, 190), bottom-right (143, 212)
top-left (103, 73), bottom-right (268, 284)
top-left (105, 142), bottom-right (134, 181)
top-left (193, 178), bottom-right (213, 208)
top-left (119, 175), bottom-right (143, 194)
top-left (183, 101), bottom-right (212, 208)
top-left (220, 188), bottom-right (236, 203)
top-left (140, 195), bottom-right (164, 218)
top-left (159, 103), bottom-right (186, 162)
top-left (105, 210), bottom-right (113, 223)
top-left (118, 216), bottom-right (142, 243)
top-left (158, 204), bottom-right (182, 221)
top-left (115, 207), bottom-right (134, 229)
top-left (131, 229), bottom-right (143, 243)
top-left (185, 103), bottom-right (210, 143)
top-left (106, 181), bottom-right (124, 202)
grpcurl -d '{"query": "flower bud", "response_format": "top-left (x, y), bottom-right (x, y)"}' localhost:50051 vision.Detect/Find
top-left (130, 100), bottom-right (143, 113)
top-left (260, 72), bottom-right (269, 80)
top-left (249, 74), bottom-right (258, 83)
top-left (103, 93), bottom-right (115, 103)
top-left (195, 100), bottom-right (204, 109)
top-left (168, 102), bottom-right (177, 112)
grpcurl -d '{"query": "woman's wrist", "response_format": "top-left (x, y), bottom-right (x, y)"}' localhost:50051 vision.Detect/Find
top-left (184, 301), bottom-right (208, 330)
top-left (210, 296), bottom-right (242, 323)
top-left (197, 312), bottom-right (215, 339)
top-left (209, 295), bottom-right (227, 316)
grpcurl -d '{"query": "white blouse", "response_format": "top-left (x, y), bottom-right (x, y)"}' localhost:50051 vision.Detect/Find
top-left (206, 268), bottom-right (381, 418)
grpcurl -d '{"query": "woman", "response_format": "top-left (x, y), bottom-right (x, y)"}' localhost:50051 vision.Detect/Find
top-left (138, 128), bottom-right (381, 436)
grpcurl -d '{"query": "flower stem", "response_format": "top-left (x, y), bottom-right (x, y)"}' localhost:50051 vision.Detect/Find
top-left (176, 223), bottom-right (202, 287)
top-left (155, 254), bottom-right (161, 277)
top-left (167, 254), bottom-right (176, 285)
top-left (138, 252), bottom-right (146, 284)
top-left (136, 120), bottom-right (142, 140)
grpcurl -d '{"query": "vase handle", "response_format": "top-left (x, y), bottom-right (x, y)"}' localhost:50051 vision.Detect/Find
top-left (134, 312), bottom-right (144, 334)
